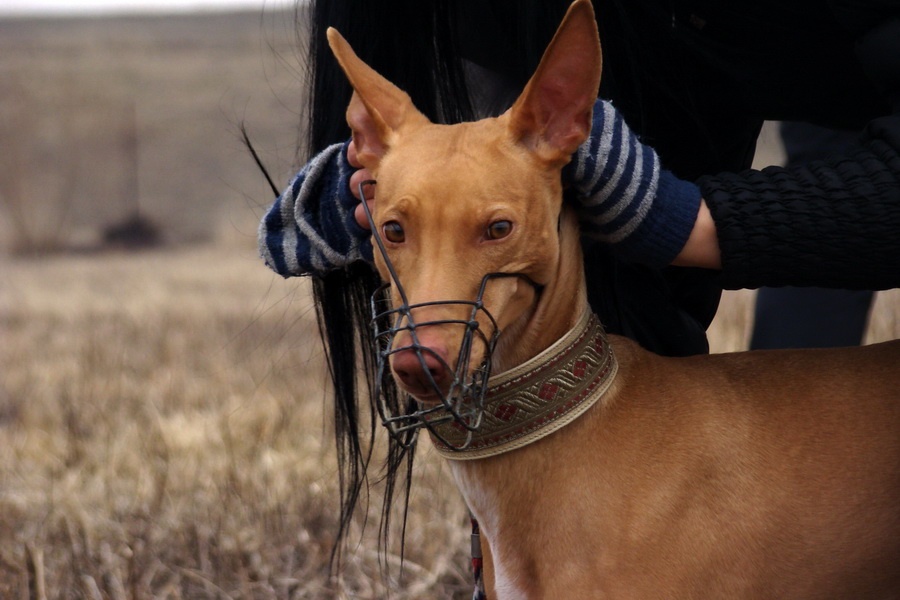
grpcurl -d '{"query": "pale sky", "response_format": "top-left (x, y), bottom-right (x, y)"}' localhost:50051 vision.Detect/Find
top-left (0, 0), bottom-right (294, 17)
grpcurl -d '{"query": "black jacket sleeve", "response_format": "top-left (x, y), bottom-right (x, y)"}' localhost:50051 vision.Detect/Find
top-left (700, 113), bottom-right (900, 290)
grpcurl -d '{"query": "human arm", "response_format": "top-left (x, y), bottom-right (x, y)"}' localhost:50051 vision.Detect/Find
top-left (562, 99), bottom-right (705, 268)
top-left (696, 114), bottom-right (900, 290)
top-left (260, 105), bottom-right (900, 290)
top-left (566, 102), bottom-right (900, 290)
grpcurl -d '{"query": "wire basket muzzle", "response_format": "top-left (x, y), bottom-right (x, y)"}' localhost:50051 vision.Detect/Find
top-left (369, 275), bottom-right (512, 450)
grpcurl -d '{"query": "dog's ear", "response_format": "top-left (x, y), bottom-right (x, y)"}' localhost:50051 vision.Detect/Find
top-left (327, 27), bottom-right (429, 169)
top-left (507, 0), bottom-right (602, 164)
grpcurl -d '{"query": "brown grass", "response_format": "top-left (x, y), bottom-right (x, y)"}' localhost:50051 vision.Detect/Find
top-left (0, 244), bottom-right (473, 598)
top-left (2, 243), bottom-right (898, 598)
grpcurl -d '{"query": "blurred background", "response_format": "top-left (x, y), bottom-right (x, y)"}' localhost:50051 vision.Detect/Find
top-left (0, 0), bottom-right (302, 252)
top-left (0, 4), bottom-right (480, 598)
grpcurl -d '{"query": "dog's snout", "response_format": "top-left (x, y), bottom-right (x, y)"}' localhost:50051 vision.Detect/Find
top-left (391, 345), bottom-right (450, 397)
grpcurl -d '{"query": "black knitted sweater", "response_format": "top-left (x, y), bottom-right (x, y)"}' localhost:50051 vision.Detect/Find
top-left (590, 0), bottom-right (900, 291)
top-left (701, 115), bottom-right (900, 290)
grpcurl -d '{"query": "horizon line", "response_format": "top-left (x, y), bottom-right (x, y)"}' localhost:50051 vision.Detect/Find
top-left (0, 0), bottom-right (298, 19)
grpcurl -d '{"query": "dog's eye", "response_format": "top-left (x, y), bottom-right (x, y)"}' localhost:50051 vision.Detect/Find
top-left (486, 220), bottom-right (513, 240)
top-left (382, 221), bottom-right (405, 243)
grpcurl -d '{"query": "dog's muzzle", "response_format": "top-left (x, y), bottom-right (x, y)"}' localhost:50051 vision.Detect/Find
top-left (370, 272), bottom-right (531, 450)
top-left (359, 181), bottom-right (538, 450)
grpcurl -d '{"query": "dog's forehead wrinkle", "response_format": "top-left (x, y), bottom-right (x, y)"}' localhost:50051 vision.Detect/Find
top-left (384, 163), bottom-right (528, 216)
top-left (389, 120), bottom-right (531, 180)
top-left (383, 146), bottom-right (546, 224)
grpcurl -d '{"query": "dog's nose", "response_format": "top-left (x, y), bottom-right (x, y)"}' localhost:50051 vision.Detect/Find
top-left (391, 345), bottom-right (450, 397)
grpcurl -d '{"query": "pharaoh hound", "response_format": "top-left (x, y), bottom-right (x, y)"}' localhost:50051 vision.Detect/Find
top-left (325, 1), bottom-right (900, 597)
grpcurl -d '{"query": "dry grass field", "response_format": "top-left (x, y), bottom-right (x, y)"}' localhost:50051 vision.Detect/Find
top-left (0, 9), bottom-right (308, 252)
top-left (1, 10), bottom-right (898, 600)
top-left (0, 246), bottom-right (476, 598)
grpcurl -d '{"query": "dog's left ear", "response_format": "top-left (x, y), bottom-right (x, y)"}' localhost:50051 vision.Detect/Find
top-left (327, 27), bottom-right (429, 170)
top-left (507, 0), bottom-right (602, 164)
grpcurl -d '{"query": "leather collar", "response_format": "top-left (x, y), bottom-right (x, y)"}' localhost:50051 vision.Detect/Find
top-left (427, 310), bottom-right (618, 460)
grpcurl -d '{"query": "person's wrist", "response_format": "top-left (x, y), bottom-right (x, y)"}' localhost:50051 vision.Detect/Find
top-left (566, 99), bottom-right (662, 244)
top-left (671, 198), bottom-right (721, 269)
top-left (561, 99), bottom-right (703, 267)
top-left (612, 170), bottom-right (702, 267)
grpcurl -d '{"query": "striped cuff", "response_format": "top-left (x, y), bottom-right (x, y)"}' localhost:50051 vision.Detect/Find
top-left (612, 170), bottom-right (702, 267)
top-left (258, 141), bottom-right (373, 277)
top-left (564, 100), bottom-right (701, 267)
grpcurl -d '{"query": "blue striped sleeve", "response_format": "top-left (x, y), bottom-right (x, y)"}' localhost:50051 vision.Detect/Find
top-left (258, 141), bottom-right (373, 277)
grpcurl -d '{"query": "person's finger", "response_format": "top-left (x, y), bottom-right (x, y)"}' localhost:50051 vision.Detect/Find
top-left (347, 139), bottom-right (363, 168)
top-left (354, 199), bottom-right (374, 230)
top-left (350, 168), bottom-right (375, 200)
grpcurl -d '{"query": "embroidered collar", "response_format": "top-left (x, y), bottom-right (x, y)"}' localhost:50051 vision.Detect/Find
top-left (427, 310), bottom-right (618, 460)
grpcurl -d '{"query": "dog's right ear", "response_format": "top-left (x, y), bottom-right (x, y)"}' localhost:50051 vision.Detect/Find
top-left (327, 28), bottom-right (429, 170)
top-left (506, 0), bottom-right (601, 165)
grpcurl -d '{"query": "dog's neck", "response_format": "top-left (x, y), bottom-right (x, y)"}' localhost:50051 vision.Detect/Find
top-left (443, 204), bottom-right (611, 595)
top-left (493, 205), bottom-right (589, 373)
top-left (428, 308), bottom-right (616, 457)
top-left (426, 203), bottom-right (615, 458)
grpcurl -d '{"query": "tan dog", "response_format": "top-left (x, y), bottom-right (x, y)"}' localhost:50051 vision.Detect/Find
top-left (327, 1), bottom-right (900, 597)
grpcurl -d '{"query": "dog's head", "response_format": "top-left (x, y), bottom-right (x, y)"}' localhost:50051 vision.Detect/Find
top-left (328, 0), bottom-right (601, 405)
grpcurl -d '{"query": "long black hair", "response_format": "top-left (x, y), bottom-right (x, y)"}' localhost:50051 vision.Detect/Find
top-left (301, 0), bottom-right (587, 570)
top-left (300, 0), bottom-right (686, 571)
top-left (304, 0), bottom-right (480, 570)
